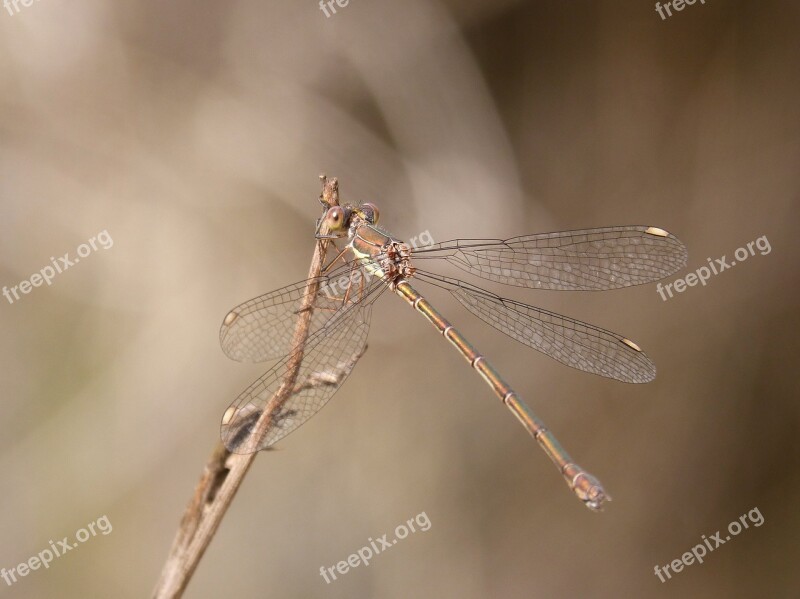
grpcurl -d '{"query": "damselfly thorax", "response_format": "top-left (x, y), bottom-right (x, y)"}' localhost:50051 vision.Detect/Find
top-left (317, 202), bottom-right (416, 285)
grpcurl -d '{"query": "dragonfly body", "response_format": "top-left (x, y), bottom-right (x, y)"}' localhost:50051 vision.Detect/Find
top-left (219, 197), bottom-right (687, 511)
top-left (343, 212), bottom-right (606, 508)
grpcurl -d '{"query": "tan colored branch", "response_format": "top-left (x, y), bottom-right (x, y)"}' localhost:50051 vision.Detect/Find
top-left (152, 176), bottom-right (342, 598)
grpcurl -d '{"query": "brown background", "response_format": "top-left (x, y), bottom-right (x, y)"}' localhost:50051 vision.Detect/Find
top-left (0, 0), bottom-right (798, 597)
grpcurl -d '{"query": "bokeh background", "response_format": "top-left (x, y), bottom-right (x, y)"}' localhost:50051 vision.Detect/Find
top-left (1, 0), bottom-right (798, 597)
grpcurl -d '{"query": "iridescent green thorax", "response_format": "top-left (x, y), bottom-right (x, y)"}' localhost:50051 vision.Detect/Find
top-left (348, 222), bottom-right (416, 285)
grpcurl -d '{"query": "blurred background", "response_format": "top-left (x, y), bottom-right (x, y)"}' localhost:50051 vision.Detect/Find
top-left (1, 0), bottom-right (798, 597)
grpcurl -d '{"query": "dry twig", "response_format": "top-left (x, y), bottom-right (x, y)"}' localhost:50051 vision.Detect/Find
top-left (152, 176), bottom-right (343, 598)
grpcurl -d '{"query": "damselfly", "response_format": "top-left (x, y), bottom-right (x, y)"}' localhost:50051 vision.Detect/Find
top-left (219, 196), bottom-right (687, 510)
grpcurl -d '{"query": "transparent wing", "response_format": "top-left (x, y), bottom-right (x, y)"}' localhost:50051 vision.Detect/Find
top-left (220, 261), bottom-right (373, 363)
top-left (413, 226), bottom-right (687, 291)
top-left (220, 277), bottom-right (386, 454)
top-left (417, 271), bottom-right (656, 383)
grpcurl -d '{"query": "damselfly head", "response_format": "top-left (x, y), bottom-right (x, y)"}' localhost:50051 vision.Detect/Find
top-left (316, 205), bottom-right (352, 238)
top-left (356, 202), bottom-right (380, 225)
top-left (316, 202), bottom-right (381, 239)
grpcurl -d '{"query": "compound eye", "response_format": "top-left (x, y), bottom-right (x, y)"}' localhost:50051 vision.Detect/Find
top-left (325, 206), bottom-right (345, 229)
top-left (361, 202), bottom-right (380, 225)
